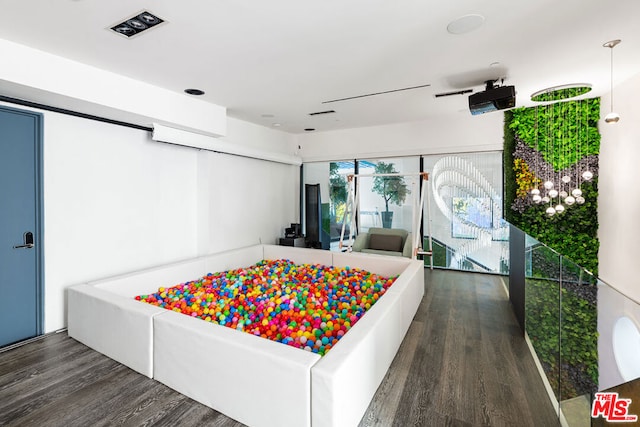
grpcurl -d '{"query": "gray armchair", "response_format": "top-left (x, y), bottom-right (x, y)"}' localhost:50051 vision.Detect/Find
top-left (352, 227), bottom-right (412, 258)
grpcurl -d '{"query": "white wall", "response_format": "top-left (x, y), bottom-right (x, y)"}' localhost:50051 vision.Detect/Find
top-left (598, 72), bottom-right (640, 303)
top-left (198, 150), bottom-right (300, 254)
top-left (596, 72), bottom-right (640, 389)
top-left (1, 100), bottom-right (299, 333)
top-left (598, 283), bottom-right (640, 389)
top-left (297, 111), bottom-right (504, 162)
top-left (303, 162), bottom-right (331, 202)
top-left (42, 113), bottom-right (199, 332)
top-left (222, 116), bottom-right (299, 156)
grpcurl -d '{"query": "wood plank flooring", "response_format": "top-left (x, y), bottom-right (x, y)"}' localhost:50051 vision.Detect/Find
top-left (0, 269), bottom-right (559, 427)
top-left (360, 270), bottom-right (559, 427)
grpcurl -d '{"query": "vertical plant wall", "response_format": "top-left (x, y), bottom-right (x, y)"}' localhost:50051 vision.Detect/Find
top-left (504, 97), bottom-right (600, 276)
top-left (505, 97), bottom-right (601, 400)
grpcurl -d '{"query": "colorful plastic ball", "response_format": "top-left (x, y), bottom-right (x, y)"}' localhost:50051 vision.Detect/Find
top-left (135, 259), bottom-right (395, 357)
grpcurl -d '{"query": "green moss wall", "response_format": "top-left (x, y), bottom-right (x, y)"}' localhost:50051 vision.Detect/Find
top-left (504, 98), bottom-right (600, 275)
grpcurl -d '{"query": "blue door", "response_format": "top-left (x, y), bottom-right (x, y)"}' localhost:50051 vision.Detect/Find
top-left (0, 105), bottom-right (43, 347)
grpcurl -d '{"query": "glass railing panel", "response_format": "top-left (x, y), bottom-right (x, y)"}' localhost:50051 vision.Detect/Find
top-left (525, 239), bottom-right (561, 402)
top-left (424, 237), bottom-right (448, 268)
top-left (524, 234), bottom-right (538, 277)
top-left (559, 256), bottom-right (598, 426)
top-left (516, 223), bottom-right (640, 425)
top-left (422, 234), bottom-right (508, 274)
top-left (560, 256), bottom-right (599, 397)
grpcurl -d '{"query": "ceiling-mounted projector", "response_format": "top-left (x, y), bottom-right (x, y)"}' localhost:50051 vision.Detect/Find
top-left (469, 80), bottom-right (516, 115)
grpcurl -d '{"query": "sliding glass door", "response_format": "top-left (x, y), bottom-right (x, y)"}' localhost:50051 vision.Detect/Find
top-left (303, 161), bottom-right (354, 251)
top-left (355, 157), bottom-right (420, 234)
top-left (303, 152), bottom-right (508, 274)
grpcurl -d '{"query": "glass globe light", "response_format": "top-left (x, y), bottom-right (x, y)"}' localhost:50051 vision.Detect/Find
top-left (544, 181), bottom-right (555, 190)
top-left (582, 171), bottom-right (593, 181)
top-left (572, 188), bottom-right (582, 197)
top-left (542, 196), bottom-right (550, 203)
top-left (559, 191), bottom-right (568, 198)
top-left (531, 188), bottom-right (541, 196)
top-left (532, 194), bottom-right (542, 204)
top-left (576, 196), bottom-right (586, 204)
top-left (561, 175), bottom-right (571, 183)
top-left (548, 189), bottom-right (559, 198)
top-left (546, 206), bottom-right (556, 216)
top-left (555, 204), bottom-right (565, 213)
top-left (565, 196), bottom-right (576, 205)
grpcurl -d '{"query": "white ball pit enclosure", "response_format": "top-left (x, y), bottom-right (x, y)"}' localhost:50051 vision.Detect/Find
top-left (68, 245), bottom-right (424, 427)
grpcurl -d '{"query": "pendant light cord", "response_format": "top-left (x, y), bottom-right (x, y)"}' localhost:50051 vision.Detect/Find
top-left (610, 45), bottom-right (615, 112)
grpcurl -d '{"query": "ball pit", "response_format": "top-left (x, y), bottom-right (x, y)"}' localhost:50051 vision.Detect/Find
top-left (68, 244), bottom-right (425, 427)
top-left (135, 259), bottom-right (396, 356)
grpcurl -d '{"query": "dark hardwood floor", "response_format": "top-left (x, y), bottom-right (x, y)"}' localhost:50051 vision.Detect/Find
top-left (0, 269), bottom-right (559, 427)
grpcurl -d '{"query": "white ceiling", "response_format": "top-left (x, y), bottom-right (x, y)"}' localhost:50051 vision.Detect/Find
top-left (1, 0), bottom-right (639, 134)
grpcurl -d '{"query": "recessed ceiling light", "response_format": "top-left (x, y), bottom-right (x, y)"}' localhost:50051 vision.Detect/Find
top-left (272, 123), bottom-right (282, 127)
top-left (304, 128), bottom-right (316, 132)
top-left (138, 12), bottom-right (162, 25)
top-left (109, 10), bottom-right (165, 39)
top-left (113, 25), bottom-right (136, 36)
top-left (447, 14), bottom-right (485, 35)
top-left (126, 19), bottom-right (147, 30)
top-left (184, 88), bottom-right (205, 96)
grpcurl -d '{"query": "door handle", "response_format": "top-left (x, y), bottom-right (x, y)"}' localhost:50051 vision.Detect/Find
top-left (13, 231), bottom-right (34, 249)
top-left (13, 243), bottom-right (34, 249)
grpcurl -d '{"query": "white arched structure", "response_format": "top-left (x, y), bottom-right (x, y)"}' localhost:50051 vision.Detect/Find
top-left (431, 156), bottom-right (508, 269)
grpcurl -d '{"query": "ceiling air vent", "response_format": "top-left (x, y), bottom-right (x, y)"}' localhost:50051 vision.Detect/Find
top-left (434, 89), bottom-right (473, 98)
top-left (308, 110), bottom-right (336, 116)
top-left (110, 10), bottom-right (165, 38)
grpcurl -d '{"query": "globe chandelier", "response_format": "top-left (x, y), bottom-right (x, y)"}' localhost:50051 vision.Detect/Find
top-left (529, 100), bottom-right (594, 217)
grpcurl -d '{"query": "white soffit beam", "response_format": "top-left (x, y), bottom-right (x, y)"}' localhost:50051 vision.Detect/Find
top-left (0, 38), bottom-right (226, 137)
top-left (152, 124), bottom-right (302, 166)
